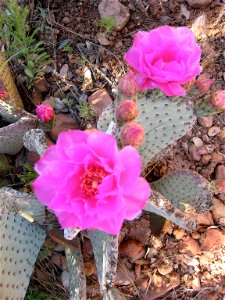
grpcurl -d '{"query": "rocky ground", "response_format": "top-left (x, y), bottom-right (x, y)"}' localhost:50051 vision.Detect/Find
top-left (1, 0), bottom-right (225, 299)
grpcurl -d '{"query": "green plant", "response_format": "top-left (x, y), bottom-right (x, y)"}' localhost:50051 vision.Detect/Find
top-left (25, 286), bottom-right (53, 300)
top-left (78, 101), bottom-right (95, 121)
top-left (0, 0), bottom-right (52, 88)
top-left (18, 162), bottom-right (38, 185)
top-left (97, 17), bottom-right (116, 34)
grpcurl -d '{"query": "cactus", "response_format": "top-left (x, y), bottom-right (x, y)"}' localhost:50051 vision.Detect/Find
top-left (0, 210), bottom-right (45, 299)
top-left (65, 238), bottom-right (86, 300)
top-left (88, 230), bottom-right (118, 297)
top-left (98, 90), bottom-right (196, 166)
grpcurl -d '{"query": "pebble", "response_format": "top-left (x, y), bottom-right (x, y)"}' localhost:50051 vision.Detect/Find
top-left (179, 236), bottom-right (201, 256)
top-left (82, 67), bottom-right (93, 91)
top-left (49, 114), bottom-right (79, 142)
top-left (34, 77), bottom-right (49, 93)
top-left (88, 88), bottom-right (112, 117)
top-left (196, 211), bottom-right (214, 226)
top-left (208, 126), bottom-right (220, 137)
top-left (119, 239), bottom-right (145, 262)
top-left (158, 262), bottom-right (173, 275)
top-left (191, 277), bottom-right (201, 289)
top-left (173, 228), bottom-right (186, 240)
top-left (98, 0), bottom-right (130, 31)
top-left (127, 226), bottom-right (151, 245)
top-left (192, 137), bottom-right (204, 147)
top-left (201, 154), bottom-right (211, 165)
top-left (201, 229), bottom-right (225, 251)
top-left (215, 165), bottom-right (225, 180)
top-left (189, 144), bottom-right (201, 161)
top-left (212, 197), bottom-right (225, 226)
top-left (198, 116), bottom-right (213, 128)
top-left (191, 231), bottom-right (201, 239)
top-left (84, 260), bottom-right (95, 276)
top-left (218, 128), bottom-right (225, 139)
top-left (187, 0), bottom-right (213, 8)
top-left (62, 16), bottom-right (71, 24)
top-left (59, 64), bottom-right (69, 78)
top-left (61, 271), bottom-right (69, 288)
top-left (97, 33), bottom-right (111, 46)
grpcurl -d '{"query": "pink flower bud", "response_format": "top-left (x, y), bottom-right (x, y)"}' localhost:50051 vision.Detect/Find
top-left (118, 72), bottom-right (138, 97)
top-left (121, 122), bottom-right (144, 147)
top-left (0, 87), bottom-right (8, 100)
top-left (36, 104), bottom-right (55, 122)
top-left (210, 90), bottom-right (225, 111)
top-left (196, 77), bottom-right (214, 93)
top-left (116, 99), bottom-right (138, 122)
top-left (215, 180), bottom-right (225, 193)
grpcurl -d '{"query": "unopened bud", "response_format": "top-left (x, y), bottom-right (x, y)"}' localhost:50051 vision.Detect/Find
top-left (196, 77), bottom-right (214, 93)
top-left (117, 99), bottom-right (138, 122)
top-left (118, 72), bottom-right (138, 97)
top-left (210, 90), bottom-right (225, 111)
top-left (121, 122), bottom-right (144, 147)
top-left (0, 87), bottom-right (8, 100)
top-left (36, 104), bottom-right (55, 122)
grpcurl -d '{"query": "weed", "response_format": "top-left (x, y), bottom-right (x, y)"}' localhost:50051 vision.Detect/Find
top-left (97, 17), bottom-right (116, 34)
top-left (0, 0), bottom-right (52, 89)
top-left (37, 245), bottom-right (52, 262)
top-left (25, 286), bottom-right (53, 300)
top-left (18, 162), bottom-right (38, 185)
top-left (79, 102), bottom-right (95, 121)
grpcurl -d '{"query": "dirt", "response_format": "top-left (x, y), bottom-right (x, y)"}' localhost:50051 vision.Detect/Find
top-left (2, 0), bottom-right (225, 299)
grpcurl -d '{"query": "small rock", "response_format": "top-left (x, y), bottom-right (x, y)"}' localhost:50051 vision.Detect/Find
top-left (49, 114), bottom-right (79, 142)
top-left (158, 262), bottom-right (173, 275)
top-left (84, 260), bottom-right (95, 276)
top-left (32, 87), bottom-right (42, 105)
top-left (127, 226), bottom-right (151, 245)
top-left (51, 254), bottom-right (62, 268)
top-left (34, 77), bottom-right (49, 93)
top-left (27, 137), bottom-right (54, 165)
top-left (114, 41), bottom-right (123, 51)
top-left (212, 197), bottom-right (225, 226)
top-left (59, 64), bottom-right (69, 78)
top-left (211, 152), bottom-right (223, 164)
top-left (180, 4), bottom-right (190, 19)
top-left (199, 254), bottom-right (210, 265)
top-left (97, 33), bottom-right (111, 46)
top-left (201, 154), bottom-right (211, 165)
top-left (208, 126), bottom-right (220, 137)
top-left (218, 128), bottom-right (225, 139)
top-left (173, 228), bottom-right (186, 240)
top-left (191, 277), bottom-right (201, 289)
top-left (215, 165), bottom-right (225, 180)
top-left (98, 0), bottom-right (130, 31)
top-left (198, 116), bottom-right (213, 128)
top-left (191, 14), bottom-right (208, 39)
top-left (62, 16), bottom-right (71, 24)
top-left (187, 0), bottom-right (212, 8)
top-left (192, 137), bottom-right (203, 147)
top-left (189, 144), bottom-right (201, 161)
top-left (179, 236), bottom-right (201, 256)
top-left (201, 229), bottom-right (225, 251)
top-left (82, 67), bottom-right (93, 91)
top-left (134, 264), bottom-right (141, 279)
top-left (115, 265), bottom-right (135, 286)
top-left (191, 231), bottom-right (201, 239)
top-left (88, 88), bottom-right (112, 117)
top-left (196, 211), bottom-right (214, 226)
top-left (61, 271), bottom-right (69, 288)
top-left (119, 239), bottom-right (145, 262)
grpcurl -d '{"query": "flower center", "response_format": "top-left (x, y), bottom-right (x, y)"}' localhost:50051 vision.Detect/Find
top-left (80, 166), bottom-right (108, 197)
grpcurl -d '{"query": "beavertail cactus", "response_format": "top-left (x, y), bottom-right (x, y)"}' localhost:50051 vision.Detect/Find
top-left (118, 72), bottom-right (138, 98)
top-left (121, 122), bottom-right (144, 147)
top-left (36, 104), bottom-right (55, 122)
top-left (195, 76), bottom-right (214, 93)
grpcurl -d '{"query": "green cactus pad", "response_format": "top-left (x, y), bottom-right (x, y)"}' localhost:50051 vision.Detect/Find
top-left (97, 91), bottom-right (196, 167)
top-left (0, 117), bottom-right (36, 155)
top-left (88, 230), bottom-right (118, 294)
top-left (151, 170), bottom-right (212, 213)
top-left (0, 99), bottom-right (34, 123)
top-left (0, 187), bottom-right (45, 224)
top-left (65, 238), bottom-right (86, 300)
top-left (144, 190), bottom-right (196, 231)
top-left (0, 210), bottom-right (46, 299)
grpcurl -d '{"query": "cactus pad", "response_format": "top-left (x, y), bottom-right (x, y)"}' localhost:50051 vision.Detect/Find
top-left (0, 117), bottom-right (36, 155)
top-left (65, 239), bottom-right (86, 300)
top-left (88, 230), bottom-right (118, 294)
top-left (0, 210), bottom-right (46, 299)
top-left (144, 190), bottom-right (196, 231)
top-left (151, 170), bottom-right (212, 213)
top-left (97, 91), bottom-right (196, 167)
top-left (0, 187), bottom-right (45, 224)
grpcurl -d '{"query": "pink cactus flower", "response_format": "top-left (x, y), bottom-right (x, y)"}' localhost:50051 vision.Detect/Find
top-left (210, 90), bottom-right (225, 111)
top-left (32, 130), bottom-right (151, 234)
top-left (121, 122), bottom-right (145, 147)
top-left (124, 26), bottom-right (202, 96)
top-left (36, 104), bottom-right (55, 122)
top-left (0, 87), bottom-right (8, 100)
top-left (117, 99), bottom-right (138, 122)
top-left (118, 71), bottom-right (139, 97)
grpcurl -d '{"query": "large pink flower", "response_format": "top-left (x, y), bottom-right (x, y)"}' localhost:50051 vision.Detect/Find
top-left (124, 26), bottom-right (202, 96)
top-left (32, 130), bottom-right (151, 234)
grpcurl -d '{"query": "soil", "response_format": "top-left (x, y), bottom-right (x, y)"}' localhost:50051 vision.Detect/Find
top-left (1, 0), bottom-right (225, 299)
